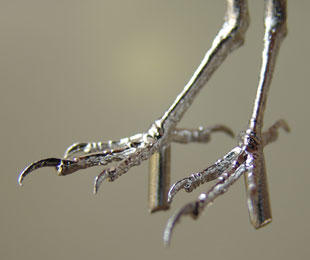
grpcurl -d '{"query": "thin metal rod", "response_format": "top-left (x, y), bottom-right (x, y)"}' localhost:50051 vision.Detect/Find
top-left (163, 0), bottom-right (288, 244)
top-left (148, 145), bottom-right (171, 213)
top-left (159, 0), bottom-right (249, 133)
top-left (147, 0), bottom-right (248, 214)
top-left (249, 0), bottom-right (287, 133)
top-left (244, 0), bottom-right (287, 228)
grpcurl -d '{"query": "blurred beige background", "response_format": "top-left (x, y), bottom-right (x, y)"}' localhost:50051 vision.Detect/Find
top-left (1, 0), bottom-right (309, 259)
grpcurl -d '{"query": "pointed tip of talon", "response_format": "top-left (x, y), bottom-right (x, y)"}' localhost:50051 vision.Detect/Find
top-left (167, 185), bottom-right (177, 204)
top-left (18, 166), bottom-right (32, 186)
top-left (18, 158), bottom-right (63, 185)
top-left (93, 177), bottom-right (99, 194)
top-left (223, 127), bottom-right (235, 138)
top-left (166, 178), bottom-right (189, 205)
top-left (163, 239), bottom-right (171, 248)
top-left (163, 232), bottom-right (171, 247)
top-left (93, 173), bottom-right (106, 195)
top-left (18, 178), bottom-right (23, 186)
top-left (210, 125), bottom-right (234, 138)
top-left (93, 181), bottom-right (98, 195)
top-left (18, 175), bottom-right (23, 186)
top-left (163, 235), bottom-right (172, 248)
top-left (284, 123), bottom-right (290, 133)
top-left (163, 223), bottom-right (174, 247)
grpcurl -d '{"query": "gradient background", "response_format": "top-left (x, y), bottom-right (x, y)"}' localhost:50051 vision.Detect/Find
top-left (1, 1), bottom-right (309, 259)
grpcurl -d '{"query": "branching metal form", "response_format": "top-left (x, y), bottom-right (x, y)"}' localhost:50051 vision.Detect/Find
top-left (164, 0), bottom-right (288, 246)
top-left (17, 0), bottom-right (289, 245)
top-left (18, 0), bottom-right (248, 201)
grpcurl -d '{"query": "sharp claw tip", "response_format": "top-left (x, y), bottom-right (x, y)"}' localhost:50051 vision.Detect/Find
top-left (93, 171), bottom-right (109, 195)
top-left (93, 176), bottom-right (101, 194)
top-left (225, 128), bottom-right (235, 138)
top-left (163, 230), bottom-right (172, 247)
top-left (163, 240), bottom-right (170, 248)
top-left (17, 173), bottom-right (25, 186)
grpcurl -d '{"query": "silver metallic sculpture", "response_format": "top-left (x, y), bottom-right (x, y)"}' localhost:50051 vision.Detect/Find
top-left (18, 0), bottom-right (288, 246)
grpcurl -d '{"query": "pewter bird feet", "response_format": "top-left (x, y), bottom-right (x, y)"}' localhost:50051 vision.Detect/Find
top-left (64, 124), bottom-right (234, 159)
top-left (167, 146), bottom-right (242, 204)
top-left (18, 124), bottom-right (157, 189)
top-left (17, 0), bottom-right (288, 246)
top-left (164, 163), bottom-right (247, 246)
top-left (18, 0), bottom-right (248, 193)
top-left (167, 120), bottom-right (290, 203)
top-left (18, 122), bottom-right (234, 194)
top-left (164, 120), bottom-right (289, 246)
top-left (164, 0), bottom-right (288, 245)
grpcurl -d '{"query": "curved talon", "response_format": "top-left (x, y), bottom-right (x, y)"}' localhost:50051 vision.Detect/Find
top-left (165, 163), bottom-right (246, 245)
top-left (171, 124), bottom-right (234, 144)
top-left (167, 178), bottom-right (190, 204)
top-left (163, 202), bottom-right (198, 247)
top-left (207, 125), bottom-right (235, 139)
top-left (167, 147), bottom-right (242, 204)
top-left (64, 133), bottom-right (146, 159)
top-left (277, 119), bottom-right (290, 133)
top-left (18, 158), bottom-right (63, 186)
top-left (64, 143), bottom-right (89, 158)
top-left (94, 170), bottom-right (109, 194)
top-left (18, 157), bottom-right (89, 186)
top-left (262, 119), bottom-right (290, 146)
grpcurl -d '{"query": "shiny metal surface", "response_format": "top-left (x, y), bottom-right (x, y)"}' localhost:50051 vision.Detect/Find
top-left (18, 0), bottom-right (247, 193)
top-left (244, 0), bottom-right (287, 228)
top-left (164, 0), bottom-right (288, 245)
top-left (148, 145), bottom-right (171, 213)
top-left (149, 124), bottom-right (234, 213)
top-left (16, 0), bottom-right (289, 247)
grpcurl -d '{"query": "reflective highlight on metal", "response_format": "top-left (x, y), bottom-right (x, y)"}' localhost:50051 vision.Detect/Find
top-left (18, 0), bottom-right (243, 192)
top-left (149, 124), bottom-right (234, 213)
top-left (245, 0), bottom-right (287, 228)
top-left (17, 0), bottom-right (289, 247)
top-left (148, 145), bottom-right (171, 213)
top-left (163, 0), bottom-right (288, 246)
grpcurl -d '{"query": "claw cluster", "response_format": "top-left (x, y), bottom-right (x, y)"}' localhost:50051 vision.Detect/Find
top-left (163, 120), bottom-right (289, 245)
top-left (18, 0), bottom-right (288, 247)
top-left (19, 131), bottom-right (155, 191)
top-left (18, 123), bottom-right (234, 191)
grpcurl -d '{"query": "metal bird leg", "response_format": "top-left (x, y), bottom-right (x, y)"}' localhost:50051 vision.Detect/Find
top-left (164, 0), bottom-right (288, 246)
top-left (18, 0), bottom-right (249, 215)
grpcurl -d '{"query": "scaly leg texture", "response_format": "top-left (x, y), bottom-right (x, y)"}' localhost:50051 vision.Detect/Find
top-left (164, 0), bottom-right (288, 246)
top-left (19, 0), bottom-right (249, 196)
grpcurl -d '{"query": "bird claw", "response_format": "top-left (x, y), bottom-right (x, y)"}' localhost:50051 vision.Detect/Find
top-left (17, 0), bottom-right (289, 247)
top-left (167, 147), bottom-right (242, 204)
top-left (94, 170), bottom-right (110, 194)
top-left (164, 0), bottom-right (288, 243)
top-left (165, 118), bottom-right (290, 244)
top-left (18, 131), bottom-right (153, 190)
top-left (64, 142), bottom-right (90, 158)
top-left (18, 0), bottom-right (247, 195)
top-left (163, 201), bottom-right (199, 247)
top-left (164, 161), bottom-right (246, 246)
top-left (18, 158), bottom-right (76, 186)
